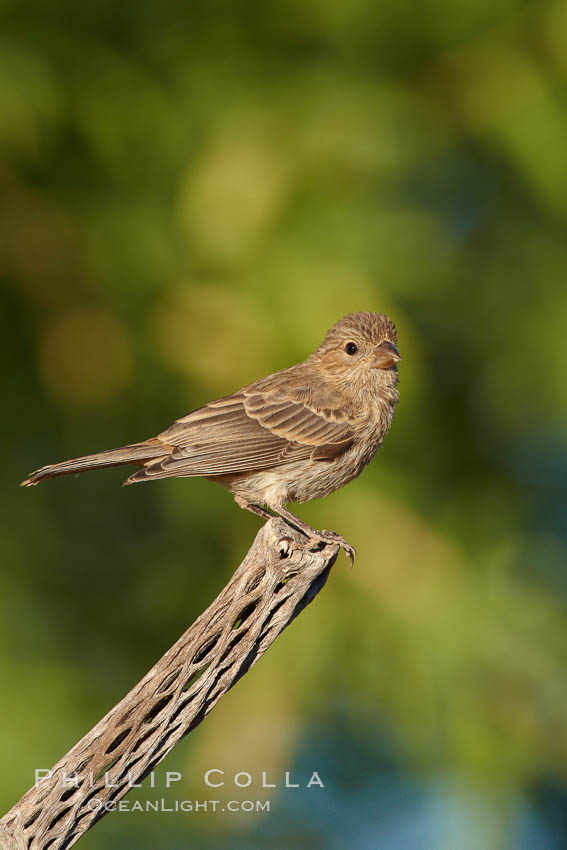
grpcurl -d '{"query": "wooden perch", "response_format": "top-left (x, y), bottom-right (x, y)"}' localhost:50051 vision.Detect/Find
top-left (0, 519), bottom-right (338, 850)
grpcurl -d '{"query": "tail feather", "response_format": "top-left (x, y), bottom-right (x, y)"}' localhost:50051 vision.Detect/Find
top-left (20, 438), bottom-right (168, 487)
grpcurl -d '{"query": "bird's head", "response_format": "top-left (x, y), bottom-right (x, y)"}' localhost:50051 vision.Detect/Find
top-left (311, 312), bottom-right (401, 390)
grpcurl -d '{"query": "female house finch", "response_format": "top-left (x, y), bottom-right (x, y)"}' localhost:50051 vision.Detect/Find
top-left (21, 312), bottom-right (401, 563)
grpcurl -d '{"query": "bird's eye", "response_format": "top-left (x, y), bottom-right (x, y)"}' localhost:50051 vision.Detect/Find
top-left (344, 342), bottom-right (358, 355)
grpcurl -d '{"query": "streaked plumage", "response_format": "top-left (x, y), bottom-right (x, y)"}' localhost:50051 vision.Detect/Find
top-left (21, 312), bottom-right (401, 562)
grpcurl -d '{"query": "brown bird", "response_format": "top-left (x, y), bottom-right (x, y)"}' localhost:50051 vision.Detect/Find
top-left (21, 311), bottom-right (400, 563)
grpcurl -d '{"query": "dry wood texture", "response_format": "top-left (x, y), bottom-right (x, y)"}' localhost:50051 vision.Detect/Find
top-left (0, 519), bottom-right (338, 850)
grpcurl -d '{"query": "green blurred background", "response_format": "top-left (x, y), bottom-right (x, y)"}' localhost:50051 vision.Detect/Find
top-left (2, 0), bottom-right (567, 847)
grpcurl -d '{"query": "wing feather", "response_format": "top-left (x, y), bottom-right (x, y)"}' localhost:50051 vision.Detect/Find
top-left (127, 383), bottom-right (355, 483)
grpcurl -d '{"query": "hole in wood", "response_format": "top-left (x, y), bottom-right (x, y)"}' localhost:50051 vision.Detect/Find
top-left (278, 537), bottom-right (294, 559)
top-left (136, 754), bottom-right (164, 785)
top-left (157, 721), bottom-right (182, 748)
top-left (107, 782), bottom-right (128, 803)
top-left (232, 600), bottom-right (258, 630)
top-left (116, 708), bottom-right (134, 726)
top-left (155, 669), bottom-right (180, 695)
top-left (220, 629), bottom-right (248, 662)
top-left (81, 788), bottom-right (106, 814)
top-left (245, 568), bottom-right (265, 593)
top-left (60, 786), bottom-right (80, 803)
top-left (74, 757), bottom-right (92, 774)
top-left (143, 693), bottom-right (174, 725)
top-left (193, 634), bottom-right (220, 665)
top-left (48, 805), bottom-right (73, 831)
top-left (169, 697), bottom-right (193, 726)
top-left (182, 662), bottom-right (211, 692)
top-left (131, 728), bottom-right (156, 754)
top-left (23, 809), bottom-right (41, 829)
top-left (95, 756), bottom-right (120, 780)
top-left (259, 596), bottom-right (288, 633)
top-left (105, 728), bottom-right (131, 755)
top-left (274, 573), bottom-right (297, 593)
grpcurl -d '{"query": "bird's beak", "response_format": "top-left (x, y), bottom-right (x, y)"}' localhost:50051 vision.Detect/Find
top-left (368, 340), bottom-right (401, 370)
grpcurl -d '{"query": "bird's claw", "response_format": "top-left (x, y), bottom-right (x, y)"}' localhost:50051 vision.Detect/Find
top-left (292, 530), bottom-right (356, 566)
top-left (319, 530), bottom-right (356, 566)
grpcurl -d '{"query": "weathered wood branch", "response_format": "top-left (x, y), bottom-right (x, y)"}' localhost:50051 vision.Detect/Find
top-left (0, 519), bottom-right (338, 850)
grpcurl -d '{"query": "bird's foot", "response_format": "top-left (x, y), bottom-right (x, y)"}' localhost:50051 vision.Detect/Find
top-left (285, 530), bottom-right (355, 567)
top-left (266, 505), bottom-right (356, 566)
top-left (317, 529), bottom-right (356, 567)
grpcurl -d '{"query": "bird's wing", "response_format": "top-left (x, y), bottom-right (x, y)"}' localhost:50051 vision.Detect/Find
top-left (243, 390), bottom-right (355, 460)
top-left (126, 390), bottom-right (354, 482)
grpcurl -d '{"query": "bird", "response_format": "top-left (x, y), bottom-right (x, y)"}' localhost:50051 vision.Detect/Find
top-left (21, 311), bottom-right (401, 563)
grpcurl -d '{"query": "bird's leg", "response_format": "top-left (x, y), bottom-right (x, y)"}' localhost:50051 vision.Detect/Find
top-left (234, 496), bottom-right (356, 566)
top-left (269, 504), bottom-right (356, 567)
top-left (233, 495), bottom-right (275, 521)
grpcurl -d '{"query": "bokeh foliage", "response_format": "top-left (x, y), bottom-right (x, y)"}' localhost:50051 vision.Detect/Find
top-left (2, 0), bottom-right (567, 847)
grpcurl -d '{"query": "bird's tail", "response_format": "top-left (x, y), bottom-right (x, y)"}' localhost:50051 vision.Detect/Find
top-left (20, 438), bottom-right (167, 487)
